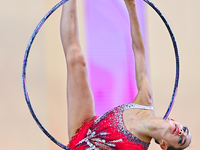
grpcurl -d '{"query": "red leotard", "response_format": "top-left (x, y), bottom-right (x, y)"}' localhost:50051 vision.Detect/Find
top-left (68, 103), bottom-right (154, 150)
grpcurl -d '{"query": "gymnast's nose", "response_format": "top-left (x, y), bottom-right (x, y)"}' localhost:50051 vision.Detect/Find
top-left (179, 129), bottom-right (184, 135)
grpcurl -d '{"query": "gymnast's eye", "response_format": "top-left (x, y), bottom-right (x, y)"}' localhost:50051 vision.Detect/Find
top-left (178, 136), bottom-right (183, 145)
top-left (183, 126), bottom-right (186, 132)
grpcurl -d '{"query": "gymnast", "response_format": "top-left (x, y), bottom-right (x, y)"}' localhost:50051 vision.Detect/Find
top-left (60, 0), bottom-right (191, 149)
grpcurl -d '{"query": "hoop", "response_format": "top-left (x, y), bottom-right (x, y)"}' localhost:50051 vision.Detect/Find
top-left (143, 0), bottom-right (180, 120)
top-left (22, 0), bottom-right (71, 149)
top-left (22, 0), bottom-right (179, 149)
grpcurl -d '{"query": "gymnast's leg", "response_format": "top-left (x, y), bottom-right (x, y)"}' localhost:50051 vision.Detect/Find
top-left (60, 0), bottom-right (95, 140)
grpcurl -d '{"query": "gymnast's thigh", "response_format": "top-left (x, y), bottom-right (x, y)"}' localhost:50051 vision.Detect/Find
top-left (66, 48), bottom-right (95, 139)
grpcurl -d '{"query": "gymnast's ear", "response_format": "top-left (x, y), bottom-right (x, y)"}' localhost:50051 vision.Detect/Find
top-left (159, 140), bottom-right (168, 150)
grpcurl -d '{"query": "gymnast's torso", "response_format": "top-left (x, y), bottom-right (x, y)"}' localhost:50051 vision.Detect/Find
top-left (68, 103), bottom-right (154, 150)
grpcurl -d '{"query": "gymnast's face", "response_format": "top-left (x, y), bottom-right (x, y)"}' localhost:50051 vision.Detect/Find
top-left (161, 118), bottom-right (191, 149)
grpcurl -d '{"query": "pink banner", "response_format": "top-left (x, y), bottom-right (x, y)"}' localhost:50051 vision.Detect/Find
top-left (85, 0), bottom-right (147, 116)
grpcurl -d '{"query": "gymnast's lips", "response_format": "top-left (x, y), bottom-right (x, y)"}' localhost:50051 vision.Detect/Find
top-left (173, 125), bottom-right (180, 135)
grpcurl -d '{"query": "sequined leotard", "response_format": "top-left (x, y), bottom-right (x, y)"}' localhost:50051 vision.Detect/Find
top-left (68, 103), bottom-right (154, 150)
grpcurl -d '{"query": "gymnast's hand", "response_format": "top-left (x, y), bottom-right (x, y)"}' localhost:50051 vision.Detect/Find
top-left (124, 0), bottom-right (135, 3)
top-left (124, 0), bottom-right (136, 8)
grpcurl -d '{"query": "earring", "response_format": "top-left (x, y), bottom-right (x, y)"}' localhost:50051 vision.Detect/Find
top-left (168, 118), bottom-right (174, 121)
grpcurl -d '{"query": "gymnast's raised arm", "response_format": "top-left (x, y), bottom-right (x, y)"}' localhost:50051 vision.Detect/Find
top-left (124, 0), bottom-right (153, 106)
top-left (60, 0), bottom-right (95, 139)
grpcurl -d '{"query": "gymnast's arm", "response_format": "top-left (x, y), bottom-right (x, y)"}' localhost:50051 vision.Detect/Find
top-left (125, 0), bottom-right (153, 106)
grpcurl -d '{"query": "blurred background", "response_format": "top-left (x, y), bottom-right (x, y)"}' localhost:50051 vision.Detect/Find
top-left (0, 0), bottom-right (199, 149)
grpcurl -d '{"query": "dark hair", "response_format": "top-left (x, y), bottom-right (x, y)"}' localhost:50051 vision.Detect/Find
top-left (167, 146), bottom-right (182, 150)
top-left (154, 139), bottom-right (182, 150)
